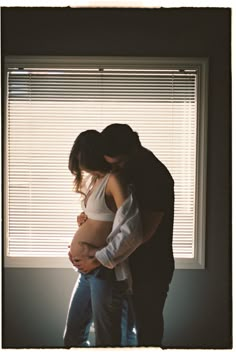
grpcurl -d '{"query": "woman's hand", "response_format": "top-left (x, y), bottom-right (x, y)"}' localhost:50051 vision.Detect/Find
top-left (72, 256), bottom-right (101, 274)
top-left (77, 212), bottom-right (88, 227)
top-left (68, 241), bottom-right (98, 270)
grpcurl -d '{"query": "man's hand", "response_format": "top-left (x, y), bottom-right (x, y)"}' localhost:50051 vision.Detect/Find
top-left (67, 242), bottom-right (100, 273)
top-left (77, 212), bottom-right (88, 227)
top-left (73, 256), bottom-right (101, 274)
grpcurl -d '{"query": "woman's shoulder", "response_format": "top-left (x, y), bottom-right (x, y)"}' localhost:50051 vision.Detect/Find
top-left (108, 171), bottom-right (126, 185)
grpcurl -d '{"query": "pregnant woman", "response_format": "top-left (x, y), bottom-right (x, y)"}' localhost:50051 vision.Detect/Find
top-left (64, 130), bottom-right (142, 347)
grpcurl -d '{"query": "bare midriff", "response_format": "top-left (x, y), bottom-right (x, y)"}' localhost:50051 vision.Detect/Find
top-left (69, 218), bottom-right (113, 259)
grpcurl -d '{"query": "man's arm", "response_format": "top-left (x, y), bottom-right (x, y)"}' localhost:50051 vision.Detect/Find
top-left (70, 204), bottom-right (164, 273)
top-left (141, 209), bottom-right (164, 243)
top-left (95, 194), bottom-right (143, 269)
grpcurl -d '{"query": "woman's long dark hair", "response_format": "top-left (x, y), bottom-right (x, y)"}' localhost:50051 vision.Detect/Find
top-left (68, 130), bottom-right (111, 193)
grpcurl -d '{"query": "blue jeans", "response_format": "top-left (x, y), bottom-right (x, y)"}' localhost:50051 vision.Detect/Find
top-left (64, 267), bottom-right (128, 347)
top-left (121, 294), bottom-right (137, 346)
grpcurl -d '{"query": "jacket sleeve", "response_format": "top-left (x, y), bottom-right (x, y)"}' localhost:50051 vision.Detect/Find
top-left (95, 193), bottom-right (143, 268)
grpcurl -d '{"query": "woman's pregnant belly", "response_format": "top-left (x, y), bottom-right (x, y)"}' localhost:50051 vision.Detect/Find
top-left (69, 219), bottom-right (113, 259)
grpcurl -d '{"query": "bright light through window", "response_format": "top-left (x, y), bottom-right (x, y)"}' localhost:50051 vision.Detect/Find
top-left (4, 56), bottom-right (208, 269)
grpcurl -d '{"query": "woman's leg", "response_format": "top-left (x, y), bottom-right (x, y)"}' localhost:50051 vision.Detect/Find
top-left (89, 267), bottom-right (128, 347)
top-left (121, 294), bottom-right (137, 346)
top-left (63, 274), bottom-right (92, 347)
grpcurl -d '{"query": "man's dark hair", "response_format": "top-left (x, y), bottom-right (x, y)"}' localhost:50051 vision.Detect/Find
top-left (101, 124), bottom-right (141, 157)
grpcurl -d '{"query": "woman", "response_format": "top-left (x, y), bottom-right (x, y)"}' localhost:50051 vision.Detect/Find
top-left (64, 130), bottom-right (142, 347)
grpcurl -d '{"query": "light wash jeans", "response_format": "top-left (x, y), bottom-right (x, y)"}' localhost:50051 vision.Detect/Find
top-left (64, 267), bottom-right (128, 347)
top-left (121, 294), bottom-right (137, 346)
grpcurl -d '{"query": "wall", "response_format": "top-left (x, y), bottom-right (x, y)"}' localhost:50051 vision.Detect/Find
top-left (2, 7), bottom-right (231, 348)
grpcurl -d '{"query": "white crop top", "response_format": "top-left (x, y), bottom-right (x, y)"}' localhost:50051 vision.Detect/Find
top-left (81, 173), bottom-right (115, 222)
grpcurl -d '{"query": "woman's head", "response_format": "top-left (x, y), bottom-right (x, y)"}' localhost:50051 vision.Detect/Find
top-left (69, 130), bottom-right (111, 193)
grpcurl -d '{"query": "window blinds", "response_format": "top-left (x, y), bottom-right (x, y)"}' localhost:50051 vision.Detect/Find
top-left (7, 66), bottom-right (197, 259)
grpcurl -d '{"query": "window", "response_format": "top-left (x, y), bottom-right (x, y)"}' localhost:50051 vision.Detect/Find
top-left (4, 56), bottom-right (208, 269)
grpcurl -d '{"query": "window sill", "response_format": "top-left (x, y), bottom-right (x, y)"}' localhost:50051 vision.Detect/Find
top-left (4, 256), bottom-right (205, 269)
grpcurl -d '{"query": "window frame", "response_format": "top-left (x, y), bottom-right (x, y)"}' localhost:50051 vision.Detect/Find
top-left (3, 56), bottom-right (208, 269)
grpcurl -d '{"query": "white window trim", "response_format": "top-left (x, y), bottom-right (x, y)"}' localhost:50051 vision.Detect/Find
top-left (4, 56), bottom-right (208, 269)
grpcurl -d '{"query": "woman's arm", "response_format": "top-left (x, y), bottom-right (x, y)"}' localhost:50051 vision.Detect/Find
top-left (106, 172), bottom-right (129, 209)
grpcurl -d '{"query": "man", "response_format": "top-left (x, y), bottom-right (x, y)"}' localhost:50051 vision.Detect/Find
top-left (75, 124), bottom-right (175, 347)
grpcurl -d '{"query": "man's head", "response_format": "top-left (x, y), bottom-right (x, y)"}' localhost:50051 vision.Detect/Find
top-left (101, 124), bottom-right (141, 170)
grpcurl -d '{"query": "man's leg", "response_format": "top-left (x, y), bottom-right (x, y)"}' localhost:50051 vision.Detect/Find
top-left (63, 274), bottom-right (92, 347)
top-left (89, 267), bottom-right (127, 347)
top-left (133, 283), bottom-right (169, 347)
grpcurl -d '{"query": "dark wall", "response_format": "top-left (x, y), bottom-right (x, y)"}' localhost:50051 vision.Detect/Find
top-left (2, 7), bottom-right (231, 348)
top-left (2, 7), bottom-right (231, 58)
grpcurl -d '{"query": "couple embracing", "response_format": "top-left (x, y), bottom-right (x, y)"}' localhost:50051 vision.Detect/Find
top-left (64, 124), bottom-right (175, 348)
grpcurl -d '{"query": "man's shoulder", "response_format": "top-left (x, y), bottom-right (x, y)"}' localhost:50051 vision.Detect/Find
top-left (138, 148), bottom-right (173, 181)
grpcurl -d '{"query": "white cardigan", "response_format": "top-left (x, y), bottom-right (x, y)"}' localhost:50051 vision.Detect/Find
top-left (95, 192), bottom-right (143, 288)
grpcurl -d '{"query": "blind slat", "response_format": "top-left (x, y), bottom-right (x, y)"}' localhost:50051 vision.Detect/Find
top-left (7, 66), bottom-right (197, 258)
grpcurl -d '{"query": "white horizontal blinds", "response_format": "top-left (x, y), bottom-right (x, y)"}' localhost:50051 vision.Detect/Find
top-left (7, 67), bottom-right (197, 258)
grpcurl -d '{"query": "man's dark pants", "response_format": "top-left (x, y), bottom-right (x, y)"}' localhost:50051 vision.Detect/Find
top-left (132, 281), bottom-right (170, 346)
